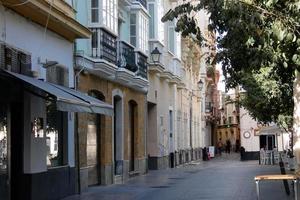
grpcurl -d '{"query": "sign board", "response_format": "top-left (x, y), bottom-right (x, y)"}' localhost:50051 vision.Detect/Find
top-left (209, 146), bottom-right (215, 158)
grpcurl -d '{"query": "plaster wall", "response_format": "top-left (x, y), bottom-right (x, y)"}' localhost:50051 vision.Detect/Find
top-left (0, 5), bottom-right (76, 170)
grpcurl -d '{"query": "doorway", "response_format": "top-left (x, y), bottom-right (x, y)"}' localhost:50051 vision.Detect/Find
top-left (113, 96), bottom-right (123, 175)
top-left (87, 91), bottom-right (104, 186)
top-left (128, 100), bottom-right (137, 172)
top-left (260, 135), bottom-right (276, 150)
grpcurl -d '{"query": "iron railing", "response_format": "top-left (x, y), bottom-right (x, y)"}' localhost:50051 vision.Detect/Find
top-left (91, 28), bottom-right (117, 65)
top-left (136, 52), bottom-right (147, 79)
top-left (117, 41), bottom-right (137, 72)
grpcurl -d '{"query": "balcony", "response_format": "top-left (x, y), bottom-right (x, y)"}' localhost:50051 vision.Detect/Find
top-left (117, 41), bottom-right (137, 73)
top-left (136, 52), bottom-right (148, 79)
top-left (3, 0), bottom-right (90, 41)
top-left (91, 28), bottom-right (117, 65)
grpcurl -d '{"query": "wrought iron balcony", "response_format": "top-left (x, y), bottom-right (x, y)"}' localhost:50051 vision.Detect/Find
top-left (136, 0), bottom-right (147, 9)
top-left (136, 52), bottom-right (148, 79)
top-left (117, 41), bottom-right (137, 73)
top-left (91, 28), bottom-right (117, 65)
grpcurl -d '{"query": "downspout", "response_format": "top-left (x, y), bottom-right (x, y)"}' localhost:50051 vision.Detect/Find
top-left (73, 43), bottom-right (85, 194)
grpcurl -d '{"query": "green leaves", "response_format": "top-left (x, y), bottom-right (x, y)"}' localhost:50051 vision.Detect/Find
top-left (162, 0), bottom-right (300, 126)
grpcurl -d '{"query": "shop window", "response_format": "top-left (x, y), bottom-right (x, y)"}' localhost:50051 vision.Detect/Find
top-left (0, 107), bottom-right (7, 171)
top-left (46, 62), bottom-right (68, 168)
top-left (46, 102), bottom-right (67, 167)
top-left (31, 117), bottom-right (44, 138)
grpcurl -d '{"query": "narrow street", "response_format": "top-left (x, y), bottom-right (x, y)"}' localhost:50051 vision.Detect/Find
top-left (64, 154), bottom-right (296, 200)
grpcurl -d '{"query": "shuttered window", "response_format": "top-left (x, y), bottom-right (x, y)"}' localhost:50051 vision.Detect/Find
top-left (1, 45), bottom-right (31, 75)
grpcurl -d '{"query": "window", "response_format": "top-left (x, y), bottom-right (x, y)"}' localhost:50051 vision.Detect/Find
top-left (46, 103), bottom-right (66, 167)
top-left (130, 12), bottom-right (148, 53)
top-left (91, 0), bottom-right (117, 33)
top-left (46, 66), bottom-right (68, 168)
top-left (91, 0), bottom-right (99, 23)
top-left (148, 3), bottom-right (155, 39)
top-left (130, 14), bottom-right (137, 47)
top-left (3, 45), bottom-right (31, 75)
top-left (168, 20), bottom-right (181, 58)
top-left (0, 106), bottom-right (7, 172)
top-left (168, 24), bottom-right (175, 54)
top-left (228, 116), bottom-right (232, 124)
top-left (102, 0), bottom-right (117, 33)
top-left (139, 13), bottom-right (148, 52)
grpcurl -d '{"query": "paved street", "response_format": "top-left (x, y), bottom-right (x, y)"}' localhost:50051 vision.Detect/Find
top-left (64, 153), bottom-right (296, 200)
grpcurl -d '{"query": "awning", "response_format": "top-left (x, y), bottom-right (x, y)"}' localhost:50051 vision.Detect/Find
top-left (258, 125), bottom-right (287, 135)
top-left (3, 70), bottom-right (113, 116)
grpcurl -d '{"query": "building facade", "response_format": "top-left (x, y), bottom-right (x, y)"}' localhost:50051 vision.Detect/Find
top-left (147, 0), bottom-right (208, 169)
top-left (217, 91), bottom-right (240, 151)
top-left (75, 0), bottom-right (149, 189)
top-left (0, 1), bottom-right (110, 200)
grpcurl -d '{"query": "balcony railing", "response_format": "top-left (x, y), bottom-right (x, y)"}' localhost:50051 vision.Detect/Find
top-left (91, 28), bottom-right (117, 65)
top-left (136, 52), bottom-right (148, 79)
top-left (117, 41), bottom-right (137, 73)
top-left (136, 0), bottom-right (147, 9)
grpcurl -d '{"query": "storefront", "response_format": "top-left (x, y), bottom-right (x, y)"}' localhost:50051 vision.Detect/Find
top-left (0, 70), bottom-right (113, 200)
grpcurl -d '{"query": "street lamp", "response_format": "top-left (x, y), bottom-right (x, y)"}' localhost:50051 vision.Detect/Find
top-left (151, 47), bottom-right (161, 64)
top-left (197, 79), bottom-right (204, 91)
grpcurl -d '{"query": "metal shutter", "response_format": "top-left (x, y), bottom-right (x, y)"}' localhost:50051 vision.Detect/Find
top-left (11, 49), bottom-right (20, 73)
top-left (20, 53), bottom-right (31, 76)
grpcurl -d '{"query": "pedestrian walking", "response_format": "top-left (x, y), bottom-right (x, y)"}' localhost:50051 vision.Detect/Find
top-left (226, 139), bottom-right (231, 154)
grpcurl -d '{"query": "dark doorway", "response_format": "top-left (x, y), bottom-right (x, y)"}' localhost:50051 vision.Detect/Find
top-left (114, 96), bottom-right (122, 175)
top-left (10, 102), bottom-right (24, 200)
top-left (129, 100), bottom-right (137, 172)
top-left (260, 135), bottom-right (276, 150)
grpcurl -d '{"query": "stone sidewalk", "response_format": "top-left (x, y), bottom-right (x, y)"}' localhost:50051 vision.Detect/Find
top-left (63, 153), bottom-right (297, 200)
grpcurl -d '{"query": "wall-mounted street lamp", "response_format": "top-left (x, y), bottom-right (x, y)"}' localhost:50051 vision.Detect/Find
top-left (151, 47), bottom-right (161, 64)
top-left (197, 79), bottom-right (204, 91)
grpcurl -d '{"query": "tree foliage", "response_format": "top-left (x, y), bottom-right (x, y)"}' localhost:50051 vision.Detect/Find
top-left (162, 0), bottom-right (300, 126)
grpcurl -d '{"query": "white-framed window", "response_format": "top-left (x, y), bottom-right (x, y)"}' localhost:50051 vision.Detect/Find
top-left (130, 13), bottom-right (137, 47)
top-left (139, 13), bottom-right (148, 52)
top-left (91, 0), bottom-right (99, 23)
top-left (168, 20), bottom-right (181, 59)
top-left (130, 11), bottom-right (149, 53)
top-left (148, 3), bottom-right (155, 39)
top-left (90, 0), bottom-right (118, 34)
top-left (147, 0), bottom-right (164, 42)
top-left (168, 20), bottom-right (176, 54)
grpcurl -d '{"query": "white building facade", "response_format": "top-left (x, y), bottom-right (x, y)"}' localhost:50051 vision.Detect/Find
top-left (147, 0), bottom-right (208, 169)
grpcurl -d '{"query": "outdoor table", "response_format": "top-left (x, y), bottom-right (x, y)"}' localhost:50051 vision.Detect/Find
top-left (254, 174), bottom-right (298, 200)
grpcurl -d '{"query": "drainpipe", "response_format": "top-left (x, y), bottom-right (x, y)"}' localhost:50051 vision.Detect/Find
top-left (73, 46), bottom-right (85, 194)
